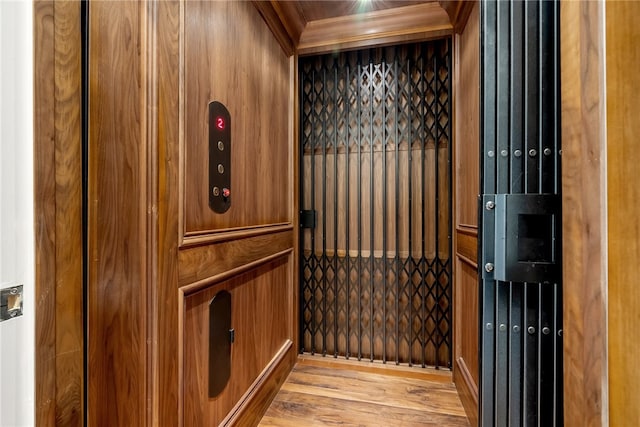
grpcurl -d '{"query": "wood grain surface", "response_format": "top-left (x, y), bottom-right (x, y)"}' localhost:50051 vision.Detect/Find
top-left (452, 2), bottom-right (479, 425)
top-left (183, 258), bottom-right (292, 426)
top-left (605, 2), bottom-right (640, 425)
top-left (560, 2), bottom-right (609, 427)
top-left (298, 3), bottom-right (452, 56)
top-left (88, 2), bottom-right (148, 425)
top-left (260, 359), bottom-right (469, 427)
top-left (34, 1), bottom-right (84, 425)
top-left (155, 1), bottom-right (181, 424)
top-left (183, 0), bottom-right (291, 236)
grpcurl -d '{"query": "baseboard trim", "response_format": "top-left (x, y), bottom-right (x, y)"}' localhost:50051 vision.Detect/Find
top-left (222, 339), bottom-right (295, 426)
top-left (454, 357), bottom-right (479, 427)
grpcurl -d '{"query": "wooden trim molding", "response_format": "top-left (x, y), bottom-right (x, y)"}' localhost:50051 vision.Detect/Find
top-left (182, 223), bottom-right (293, 248)
top-left (455, 227), bottom-right (478, 268)
top-left (561, 2), bottom-right (609, 426)
top-left (255, 1), bottom-right (455, 57)
top-left (454, 357), bottom-right (479, 427)
top-left (221, 340), bottom-right (295, 426)
top-left (251, 1), bottom-right (296, 56)
top-left (298, 3), bottom-right (452, 56)
top-left (439, 1), bottom-right (475, 34)
top-left (34, 1), bottom-right (84, 425)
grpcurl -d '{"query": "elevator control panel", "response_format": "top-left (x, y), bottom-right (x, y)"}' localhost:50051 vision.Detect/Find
top-left (209, 101), bottom-right (231, 213)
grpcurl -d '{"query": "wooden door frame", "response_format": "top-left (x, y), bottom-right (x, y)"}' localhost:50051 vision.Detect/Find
top-left (560, 2), bottom-right (609, 426)
top-left (34, 1), bottom-right (85, 425)
top-left (34, 1), bottom-right (612, 426)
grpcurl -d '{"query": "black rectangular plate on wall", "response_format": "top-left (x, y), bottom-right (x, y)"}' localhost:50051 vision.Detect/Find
top-left (209, 289), bottom-right (232, 397)
top-left (209, 101), bottom-right (231, 213)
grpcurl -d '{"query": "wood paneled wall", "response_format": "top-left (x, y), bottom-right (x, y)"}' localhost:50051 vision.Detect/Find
top-left (184, 259), bottom-right (291, 426)
top-left (605, 2), bottom-right (640, 425)
top-left (452, 2), bottom-right (479, 426)
top-left (155, 1), bottom-right (296, 426)
top-left (183, 0), bottom-right (291, 237)
top-left (36, 1), bottom-right (295, 426)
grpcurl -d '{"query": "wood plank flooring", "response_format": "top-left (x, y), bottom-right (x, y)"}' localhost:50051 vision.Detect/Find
top-left (259, 357), bottom-right (470, 427)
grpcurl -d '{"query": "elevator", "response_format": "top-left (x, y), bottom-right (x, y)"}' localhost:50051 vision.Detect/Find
top-left (299, 40), bottom-right (453, 368)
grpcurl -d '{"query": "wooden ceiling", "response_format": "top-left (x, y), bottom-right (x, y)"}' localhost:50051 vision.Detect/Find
top-left (253, 0), bottom-right (474, 56)
top-left (297, 1), bottom-right (432, 22)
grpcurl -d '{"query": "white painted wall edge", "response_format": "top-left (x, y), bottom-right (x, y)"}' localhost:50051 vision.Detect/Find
top-left (0, 0), bottom-right (35, 425)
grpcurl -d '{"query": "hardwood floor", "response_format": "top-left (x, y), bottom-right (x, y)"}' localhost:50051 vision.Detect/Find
top-left (259, 356), bottom-right (470, 427)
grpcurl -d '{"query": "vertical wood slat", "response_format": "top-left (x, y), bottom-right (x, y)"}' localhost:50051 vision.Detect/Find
top-left (88, 2), bottom-right (147, 425)
top-left (35, 1), bottom-right (84, 425)
top-left (606, 2), bottom-right (640, 426)
top-left (155, 1), bottom-right (180, 425)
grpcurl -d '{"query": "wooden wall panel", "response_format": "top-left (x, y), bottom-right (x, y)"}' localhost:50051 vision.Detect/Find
top-left (34, 1), bottom-right (84, 425)
top-left (183, 258), bottom-right (291, 426)
top-left (452, 2), bottom-right (479, 426)
top-left (606, 2), bottom-right (640, 425)
top-left (183, 0), bottom-right (291, 237)
top-left (173, 2), bottom-right (296, 425)
top-left (454, 1), bottom-right (479, 230)
top-left (88, 3), bottom-right (148, 425)
top-left (560, 2), bottom-right (609, 426)
top-left (453, 257), bottom-right (478, 427)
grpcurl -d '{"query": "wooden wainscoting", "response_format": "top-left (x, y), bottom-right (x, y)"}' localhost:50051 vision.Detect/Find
top-left (452, 2), bottom-right (479, 426)
top-left (183, 257), bottom-right (293, 426)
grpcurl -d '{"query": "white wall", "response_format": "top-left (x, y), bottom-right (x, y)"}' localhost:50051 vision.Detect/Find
top-left (0, 1), bottom-right (35, 426)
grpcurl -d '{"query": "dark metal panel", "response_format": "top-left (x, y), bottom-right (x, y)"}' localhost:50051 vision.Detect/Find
top-left (208, 290), bottom-right (232, 397)
top-left (480, 1), bottom-right (562, 426)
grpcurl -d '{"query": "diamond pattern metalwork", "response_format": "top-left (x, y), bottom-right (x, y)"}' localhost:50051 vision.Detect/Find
top-left (299, 41), bottom-right (452, 368)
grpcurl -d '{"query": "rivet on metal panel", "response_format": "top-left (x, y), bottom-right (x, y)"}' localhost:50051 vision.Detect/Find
top-left (487, 150), bottom-right (495, 158)
top-left (542, 326), bottom-right (551, 335)
top-left (558, 329), bottom-right (563, 337)
top-left (485, 201), bottom-right (495, 210)
top-left (543, 147), bottom-right (552, 156)
top-left (513, 325), bottom-right (520, 333)
top-left (514, 149), bottom-right (522, 157)
top-left (528, 149), bottom-right (537, 157)
top-left (486, 323), bottom-right (494, 330)
top-left (527, 326), bottom-right (536, 334)
top-left (500, 149), bottom-right (508, 157)
top-left (499, 324), bottom-right (507, 331)
top-left (484, 263), bottom-right (494, 272)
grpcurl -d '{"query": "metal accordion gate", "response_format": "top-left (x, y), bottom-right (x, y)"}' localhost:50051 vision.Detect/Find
top-left (480, 1), bottom-right (563, 425)
top-left (298, 40), bottom-right (452, 368)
